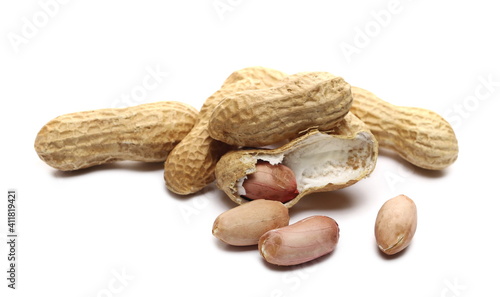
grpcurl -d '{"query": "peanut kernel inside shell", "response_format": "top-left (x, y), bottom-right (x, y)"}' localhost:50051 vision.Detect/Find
top-left (236, 132), bottom-right (375, 198)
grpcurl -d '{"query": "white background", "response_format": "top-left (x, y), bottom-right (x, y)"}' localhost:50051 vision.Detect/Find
top-left (1, 0), bottom-right (499, 296)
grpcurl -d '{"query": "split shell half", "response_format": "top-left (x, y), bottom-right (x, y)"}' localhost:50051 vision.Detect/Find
top-left (215, 112), bottom-right (378, 208)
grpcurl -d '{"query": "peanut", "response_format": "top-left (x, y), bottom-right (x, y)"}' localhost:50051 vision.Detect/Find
top-left (212, 199), bottom-right (289, 246)
top-left (34, 101), bottom-right (198, 171)
top-left (208, 71), bottom-right (352, 147)
top-left (350, 86), bottom-right (459, 170)
top-left (375, 194), bottom-right (417, 255)
top-left (259, 215), bottom-right (339, 266)
top-left (164, 66), bottom-right (287, 195)
top-left (215, 112), bottom-right (378, 208)
top-left (241, 161), bottom-right (299, 203)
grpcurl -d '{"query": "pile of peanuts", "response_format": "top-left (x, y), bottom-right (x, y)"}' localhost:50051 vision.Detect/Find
top-left (35, 66), bottom-right (458, 266)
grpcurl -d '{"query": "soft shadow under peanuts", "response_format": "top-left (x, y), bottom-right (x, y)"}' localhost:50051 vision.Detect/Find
top-left (165, 182), bottom-right (217, 201)
top-left (213, 237), bottom-right (258, 253)
top-left (51, 161), bottom-right (165, 178)
top-left (411, 164), bottom-right (449, 178)
top-left (377, 148), bottom-right (448, 178)
top-left (211, 188), bottom-right (359, 215)
top-left (375, 240), bottom-right (412, 260)
top-left (210, 184), bottom-right (244, 209)
top-left (288, 189), bottom-right (358, 216)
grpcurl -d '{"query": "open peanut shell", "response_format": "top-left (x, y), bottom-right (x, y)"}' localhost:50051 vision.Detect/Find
top-left (215, 112), bottom-right (379, 208)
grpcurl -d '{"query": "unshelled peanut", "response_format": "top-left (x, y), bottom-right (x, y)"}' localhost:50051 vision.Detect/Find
top-left (212, 199), bottom-right (289, 246)
top-left (34, 101), bottom-right (198, 171)
top-left (350, 86), bottom-right (458, 170)
top-left (164, 66), bottom-right (287, 195)
top-left (259, 215), bottom-right (339, 266)
top-left (375, 194), bottom-right (417, 255)
top-left (208, 71), bottom-right (352, 147)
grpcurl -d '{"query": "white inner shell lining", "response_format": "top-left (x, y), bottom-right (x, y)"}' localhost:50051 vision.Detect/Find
top-left (236, 132), bottom-right (372, 195)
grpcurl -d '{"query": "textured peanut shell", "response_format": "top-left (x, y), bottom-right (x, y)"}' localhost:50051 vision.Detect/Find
top-left (215, 112), bottom-right (378, 208)
top-left (350, 86), bottom-right (458, 170)
top-left (208, 72), bottom-right (352, 147)
top-left (212, 199), bottom-right (289, 246)
top-left (34, 101), bottom-right (199, 171)
top-left (375, 194), bottom-right (417, 255)
top-left (259, 215), bottom-right (339, 266)
top-left (164, 66), bottom-right (287, 195)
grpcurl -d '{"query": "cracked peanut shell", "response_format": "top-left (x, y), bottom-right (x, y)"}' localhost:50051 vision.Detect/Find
top-left (215, 112), bottom-right (378, 208)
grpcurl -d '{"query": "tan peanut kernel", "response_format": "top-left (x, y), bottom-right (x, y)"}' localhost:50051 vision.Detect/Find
top-left (350, 86), bottom-right (459, 170)
top-left (212, 199), bottom-right (289, 246)
top-left (208, 71), bottom-right (353, 147)
top-left (375, 194), bottom-right (417, 255)
top-left (34, 101), bottom-right (199, 171)
top-left (164, 66), bottom-right (288, 195)
top-left (215, 112), bottom-right (378, 208)
top-left (241, 161), bottom-right (299, 203)
top-left (258, 215), bottom-right (339, 266)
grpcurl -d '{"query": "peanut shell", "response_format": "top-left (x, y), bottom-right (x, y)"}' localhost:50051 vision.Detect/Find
top-left (34, 101), bottom-right (198, 171)
top-left (350, 86), bottom-right (458, 170)
top-left (208, 71), bottom-right (353, 147)
top-left (215, 112), bottom-right (378, 208)
top-left (164, 66), bottom-right (287, 195)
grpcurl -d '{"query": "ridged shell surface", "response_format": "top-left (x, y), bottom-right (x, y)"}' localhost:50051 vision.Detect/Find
top-left (35, 101), bottom-right (199, 171)
top-left (350, 86), bottom-right (458, 170)
top-left (164, 66), bottom-right (288, 195)
top-left (208, 72), bottom-right (353, 147)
